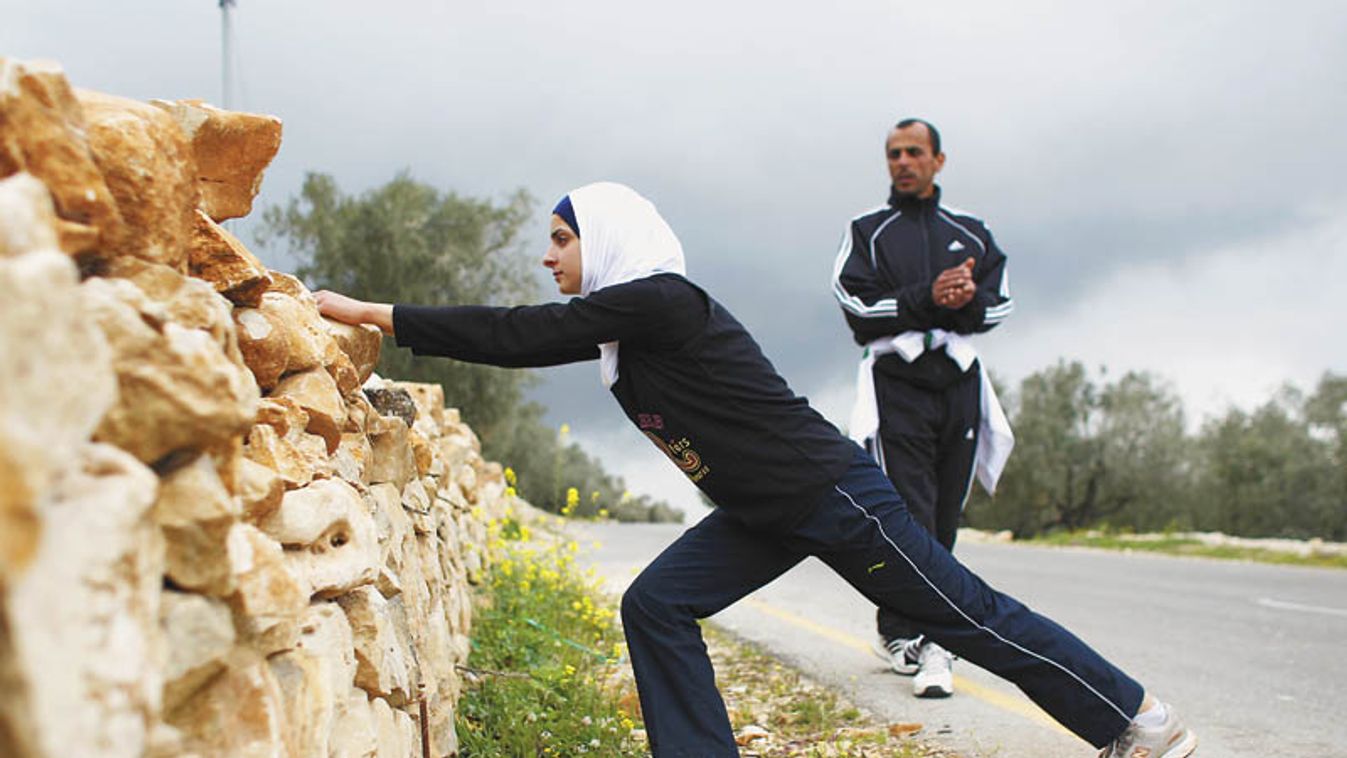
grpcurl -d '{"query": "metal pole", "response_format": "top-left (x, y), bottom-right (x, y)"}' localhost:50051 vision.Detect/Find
top-left (220, 0), bottom-right (236, 109)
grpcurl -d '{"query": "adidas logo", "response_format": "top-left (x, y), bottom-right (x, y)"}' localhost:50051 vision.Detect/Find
top-left (948, 240), bottom-right (966, 252)
top-left (965, 428), bottom-right (974, 440)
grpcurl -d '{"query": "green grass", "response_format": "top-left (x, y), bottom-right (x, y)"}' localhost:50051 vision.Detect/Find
top-left (456, 515), bottom-right (642, 757)
top-left (1027, 531), bottom-right (1347, 569)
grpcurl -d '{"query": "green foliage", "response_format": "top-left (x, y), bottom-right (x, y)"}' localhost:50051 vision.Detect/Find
top-left (258, 171), bottom-right (538, 441)
top-left (968, 365), bottom-right (1345, 541)
top-left (258, 172), bottom-right (679, 522)
top-left (1192, 386), bottom-right (1340, 539)
top-left (457, 523), bottom-right (642, 756)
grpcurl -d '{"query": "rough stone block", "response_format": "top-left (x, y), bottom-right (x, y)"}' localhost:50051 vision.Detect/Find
top-left (0, 249), bottom-right (115, 575)
top-left (0, 444), bottom-right (162, 758)
top-left (188, 209), bottom-right (272, 306)
top-left (149, 99), bottom-right (281, 222)
top-left (77, 89), bottom-right (198, 268)
top-left (0, 58), bottom-right (122, 255)
top-left (258, 478), bottom-right (379, 599)
top-left (160, 591), bottom-right (236, 713)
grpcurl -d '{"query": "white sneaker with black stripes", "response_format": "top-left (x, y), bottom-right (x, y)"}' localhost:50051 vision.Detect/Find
top-left (871, 634), bottom-right (921, 675)
top-left (912, 641), bottom-right (954, 698)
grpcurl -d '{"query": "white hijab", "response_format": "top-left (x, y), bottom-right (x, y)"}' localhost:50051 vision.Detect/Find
top-left (567, 182), bottom-right (686, 387)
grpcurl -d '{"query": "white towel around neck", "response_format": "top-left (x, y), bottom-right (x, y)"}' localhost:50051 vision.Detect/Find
top-left (567, 182), bottom-right (686, 387)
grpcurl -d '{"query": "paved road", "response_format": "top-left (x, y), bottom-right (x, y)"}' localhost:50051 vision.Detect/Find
top-left (567, 520), bottom-right (1347, 757)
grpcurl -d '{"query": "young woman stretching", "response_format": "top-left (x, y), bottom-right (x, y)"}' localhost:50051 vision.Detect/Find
top-left (314, 182), bottom-right (1197, 758)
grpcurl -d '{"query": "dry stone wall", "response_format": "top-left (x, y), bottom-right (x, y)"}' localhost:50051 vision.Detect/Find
top-left (0, 57), bottom-right (508, 758)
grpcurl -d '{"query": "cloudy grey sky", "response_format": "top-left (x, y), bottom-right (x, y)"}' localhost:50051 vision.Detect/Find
top-left (7, 1), bottom-right (1346, 516)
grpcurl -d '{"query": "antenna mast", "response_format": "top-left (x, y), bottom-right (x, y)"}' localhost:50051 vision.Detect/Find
top-left (220, 0), bottom-right (236, 109)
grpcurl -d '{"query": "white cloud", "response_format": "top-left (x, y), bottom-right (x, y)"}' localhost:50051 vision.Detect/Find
top-left (986, 205), bottom-right (1347, 422)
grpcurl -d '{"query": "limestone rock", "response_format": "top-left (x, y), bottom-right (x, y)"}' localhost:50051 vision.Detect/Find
top-left (236, 456), bottom-right (284, 523)
top-left (258, 478), bottom-right (379, 599)
top-left (150, 99), bottom-right (282, 222)
top-left (408, 430), bottom-right (434, 479)
top-left (371, 697), bottom-right (418, 758)
top-left (403, 478), bottom-right (436, 536)
top-left (102, 256), bottom-right (252, 373)
top-left (233, 306), bottom-right (289, 391)
top-left (331, 431), bottom-right (373, 486)
top-left (77, 89), bottom-right (198, 268)
top-left (84, 276), bottom-right (259, 463)
top-left (456, 463), bottom-right (479, 505)
top-left (167, 651), bottom-right (286, 758)
top-left (0, 172), bottom-right (59, 256)
top-left (0, 58), bottom-right (122, 254)
top-left (389, 381), bottom-right (446, 434)
top-left (160, 591), bottom-right (235, 713)
top-left (324, 318), bottom-right (382, 387)
top-left (269, 646), bottom-right (336, 758)
top-left (255, 395), bottom-right (310, 438)
top-left (244, 421), bottom-right (330, 491)
top-left (207, 436), bottom-right (246, 495)
top-left (337, 587), bottom-right (414, 705)
top-left (189, 209), bottom-right (272, 306)
top-left (266, 601), bottom-right (359, 757)
top-left (266, 269), bottom-right (308, 298)
top-left (228, 524), bottom-right (308, 655)
top-left (0, 250), bottom-right (117, 575)
top-left (0, 443), bottom-right (162, 758)
top-left (2, 63), bottom-right (499, 758)
top-left (272, 367), bottom-right (347, 455)
top-left (243, 397), bottom-right (332, 489)
top-left (343, 390), bottom-right (376, 435)
top-left (426, 680), bottom-right (460, 758)
top-left (155, 454), bottom-right (242, 596)
top-left (366, 414), bottom-right (417, 490)
top-left (325, 338), bottom-right (362, 397)
top-left (155, 454), bottom-right (239, 525)
top-left (368, 482), bottom-right (412, 589)
top-left (233, 291), bottom-right (330, 391)
top-left (330, 690), bottom-right (378, 758)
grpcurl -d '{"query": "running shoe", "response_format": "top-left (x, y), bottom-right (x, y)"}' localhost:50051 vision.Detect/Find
top-left (912, 641), bottom-right (954, 698)
top-left (870, 634), bottom-right (921, 675)
top-left (1099, 703), bottom-right (1198, 758)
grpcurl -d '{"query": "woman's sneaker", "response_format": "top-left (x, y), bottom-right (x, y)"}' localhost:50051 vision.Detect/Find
top-left (871, 634), bottom-right (922, 675)
top-left (912, 641), bottom-right (954, 698)
top-left (1099, 703), bottom-right (1197, 758)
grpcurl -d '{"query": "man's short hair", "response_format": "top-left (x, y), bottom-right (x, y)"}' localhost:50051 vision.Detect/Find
top-left (893, 118), bottom-right (942, 156)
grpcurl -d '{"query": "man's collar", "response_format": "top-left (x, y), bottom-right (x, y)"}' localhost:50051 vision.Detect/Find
top-left (887, 184), bottom-right (942, 209)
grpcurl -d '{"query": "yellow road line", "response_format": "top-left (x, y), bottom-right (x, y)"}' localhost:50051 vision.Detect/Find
top-left (742, 597), bottom-right (1073, 736)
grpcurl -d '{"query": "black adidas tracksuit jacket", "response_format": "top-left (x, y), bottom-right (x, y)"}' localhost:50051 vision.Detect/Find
top-left (832, 185), bottom-right (1013, 388)
top-left (393, 273), bottom-right (855, 532)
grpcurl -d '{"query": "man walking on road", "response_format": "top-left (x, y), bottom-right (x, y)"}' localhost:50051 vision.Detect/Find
top-left (833, 118), bottom-right (1015, 699)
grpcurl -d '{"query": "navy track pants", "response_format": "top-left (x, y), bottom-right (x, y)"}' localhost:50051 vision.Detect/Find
top-left (620, 446), bottom-right (1143, 757)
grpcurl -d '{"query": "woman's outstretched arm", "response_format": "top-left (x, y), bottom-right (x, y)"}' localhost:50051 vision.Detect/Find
top-left (314, 290), bottom-right (394, 335)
